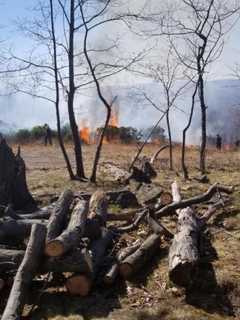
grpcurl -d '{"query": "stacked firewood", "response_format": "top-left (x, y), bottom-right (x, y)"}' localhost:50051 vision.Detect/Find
top-left (0, 182), bottom-right (233, 319)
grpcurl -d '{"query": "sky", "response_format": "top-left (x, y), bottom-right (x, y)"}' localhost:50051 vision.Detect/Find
top-left (0, 0), bottom-right (240, 135)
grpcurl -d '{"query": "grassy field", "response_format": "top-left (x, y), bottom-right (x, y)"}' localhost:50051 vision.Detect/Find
top-left (4, 142), bottom-right (240, 320)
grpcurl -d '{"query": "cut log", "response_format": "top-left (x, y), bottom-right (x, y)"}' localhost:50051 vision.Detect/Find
top-left (115, 191), bottom-right (139, 208)
top-left (119, 233), bottom-right (161, 279)
top-left (168, 206), bottom-right (200, 287)
top-left (45, 200), bottom-right (88, 257)
top-left (46, 189), bottom-right (74, 243)
top-left (154, 192), bottom-right (173, 210)
top-left (1, 224), bottom-right (46, 320)
top-left (0, 248), bottom-right (92, 274)
top-left (0, 218), bottom-right (46, 244)
top-left (168, 181), bottom-right (225, 287)
top-left (89, 190), bottom-right (108, 225)
top-left (66, 228), bottom-right (114, 296)
top-left (155, 183), bottom-right (233, 218)
top-left (107, 209), bottom-right (137, 222)
top-left (104, 240), bottom-right (141, 284)
top-left (0, 138), bottom-right (36, 211)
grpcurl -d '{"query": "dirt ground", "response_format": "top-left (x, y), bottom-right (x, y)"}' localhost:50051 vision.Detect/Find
top-left (4, 142), bottom-right (240, 320)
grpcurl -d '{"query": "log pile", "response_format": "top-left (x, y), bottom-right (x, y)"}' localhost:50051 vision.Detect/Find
top-left (0, 174), bottom-right (233, 318)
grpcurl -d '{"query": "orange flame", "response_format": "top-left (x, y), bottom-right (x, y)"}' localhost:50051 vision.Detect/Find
top-left (79, 120), bottom-right (91, 144)
top-left (109, 107), bottom-right (119, 128)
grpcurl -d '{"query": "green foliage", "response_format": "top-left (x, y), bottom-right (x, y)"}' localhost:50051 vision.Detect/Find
top-left (31, 125), bottom-right (45, 139)
top-left (15, 129), bottom-right (31, 142)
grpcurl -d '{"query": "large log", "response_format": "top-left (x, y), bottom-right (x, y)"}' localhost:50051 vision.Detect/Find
top-left (104, 240), bottom-right (141, 284)
top-left (0, 138), bottom-right (36, 211)
top-left (45, 200), bottom-right (89, 257)
top-left (168, 206), bottom-right (200, 286)
top-left (45, 189), bottom-right (74, 243)
top-left (89, 190), bottom-right (108, 225)
top-left (0, 218), bottom-right (46, 244)
top-left (119, 233), bottom-right (161, 279)
top-left (1, 224), bottom-right (46, 320)
top-left (66, 228), bottom-right (114, 296)
top-left (168, 181), bottom-right (223, 287)
top-left (0, 248), bottom-right (92, 275)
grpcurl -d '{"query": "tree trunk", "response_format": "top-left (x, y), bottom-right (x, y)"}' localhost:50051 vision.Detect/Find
top-left (0, 138), bottom-right (36, 211)
top-left (119, 233), bottom-right (161, 279)
top-left (45, 189), bottom-right (74, 244)
top-left (1, 224), bottom-right (46, 320)
top-left (66, 228), bottom-right (114, 296)
top-left (49, 0), bottom-right (75, 180)
top-left (182, 83), bottom-right (198, 180)
top-left (45, 200), bottom-right (88, 257)
top-left (166, 109), bottom-right (173, 170)
top-left (68, 0), bottom-right (85, 179)
top-left (199, 74), bottom-right (207, 174)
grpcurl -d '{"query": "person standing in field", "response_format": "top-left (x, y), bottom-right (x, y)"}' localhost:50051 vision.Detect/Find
top-left (216, 134), bottom-right (222, 151)
top-left (44, 124), bottom-right (52, 146)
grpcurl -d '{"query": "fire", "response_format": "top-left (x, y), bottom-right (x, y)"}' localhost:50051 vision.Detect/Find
top-left (79, 120), bottom-right (91, 144)
top-left (109, 106), bottom-right (119, 128)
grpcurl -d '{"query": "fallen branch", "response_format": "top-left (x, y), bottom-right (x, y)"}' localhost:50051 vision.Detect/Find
top-left (150, 144), bottom-right (170, 164)
top-left (155, 183), bottom-right (233, 218)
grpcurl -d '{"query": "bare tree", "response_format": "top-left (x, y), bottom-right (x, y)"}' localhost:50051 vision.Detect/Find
top-left (166, 0), bottom-right (240, 174)
top-left (1, 0), bottom-right (143, 181)
top-left (141, 45), bottom-right (191, 170)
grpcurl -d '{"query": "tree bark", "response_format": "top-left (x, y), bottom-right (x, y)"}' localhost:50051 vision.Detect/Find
top-left (49, 0), bottom-right (75, 180)
top-left (119, 233), bottom-right (161, 279)
top-left (182, 83), bottom-right (198, 180)
top-left (1, 224), bottom-right (46, 320)
top-left (66, 228), bottom-right (114, 296)
top-left (45, 189), bottom-right (74, 244)
top-left (166, 109), bottom-right (173, 170)
top-left (68, 0), bottom-right (85, 179)
top-left (89, 191), bottom-right (108, 225)
top-left (45, 200), bottom-right (88, 257)
top-left (168, 206), bottom-right (200, 286)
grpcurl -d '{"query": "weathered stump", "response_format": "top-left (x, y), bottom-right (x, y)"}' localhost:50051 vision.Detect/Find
top-left (0, 138), bottom-right (36, 211)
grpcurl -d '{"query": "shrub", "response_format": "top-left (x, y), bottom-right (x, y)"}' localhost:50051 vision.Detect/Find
top-left (15, 129), bottom-right (31, 142)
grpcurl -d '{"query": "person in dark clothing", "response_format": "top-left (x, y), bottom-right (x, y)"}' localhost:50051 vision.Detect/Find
top-left (216, 134), bottom-right (222, 150)
top-left (44, 124), bottom-right (52, 146)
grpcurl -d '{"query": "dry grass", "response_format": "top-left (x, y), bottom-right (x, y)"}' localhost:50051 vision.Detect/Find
top-left (7, 142), bottom-right (240, 319)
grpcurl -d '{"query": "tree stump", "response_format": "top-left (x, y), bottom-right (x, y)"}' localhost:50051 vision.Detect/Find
top-left (0, 138), bottom-right (36, 211)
